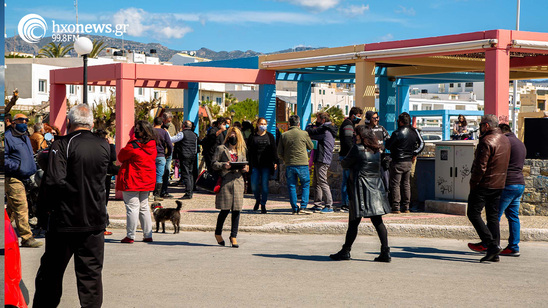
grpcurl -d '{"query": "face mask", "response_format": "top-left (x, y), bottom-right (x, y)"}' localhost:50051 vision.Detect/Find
top-left (225, 124), bottom-right (230, 129)
top-left (134, 131), bottom-right (141, 139)
top-left (228, 136), bottom-right (237, 145)
top-left (258, 125), bottom-right (267, 132)
top-left (353, 117), bottom-right (362, 124)
top-left (315, 121), bottom-right (321, 126)
top-left (15, 123), bottom-right (28, 132)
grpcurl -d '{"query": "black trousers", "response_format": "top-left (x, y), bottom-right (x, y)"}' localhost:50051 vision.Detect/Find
top-left (343, 215), bottom-right (388, 250)
top-left (215, 210), bottom-right (241, 238)
top-left (180, 157), bottom-right (195, 194)
top-left (467, 187), bottom-right (502, 249)
top-left (34, 230), bottom-right (104, 308)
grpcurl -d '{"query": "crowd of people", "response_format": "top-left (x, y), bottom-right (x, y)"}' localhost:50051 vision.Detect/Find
top-left (5, 102), bottom-right (528, 307)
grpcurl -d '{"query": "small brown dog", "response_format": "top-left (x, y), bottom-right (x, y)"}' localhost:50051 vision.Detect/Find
top-left (151, 200), bottom-right (182, 234)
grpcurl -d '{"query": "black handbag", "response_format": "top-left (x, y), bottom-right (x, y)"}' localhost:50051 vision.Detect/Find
top-left (195, 170), bottom-right (221, 193)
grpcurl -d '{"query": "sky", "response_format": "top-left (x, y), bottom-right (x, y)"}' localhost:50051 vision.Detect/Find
top-left (4, 0), bottom-right (548, 53)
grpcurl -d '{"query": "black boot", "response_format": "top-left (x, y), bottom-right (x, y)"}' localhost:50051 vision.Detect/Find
top-left (261, 203), bottom-right (267, 214)
top-left (374, 246), bottom-right (391, 263)
top-left (154, 183), bottom-right (163, 201)
top-left (253, 200), bottom-right (260, 211)
top-left (330, 246), bottom-right (351, 261)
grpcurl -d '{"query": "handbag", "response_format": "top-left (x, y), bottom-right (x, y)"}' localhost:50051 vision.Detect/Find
top-left (195, 170), bottom-right (222, 193)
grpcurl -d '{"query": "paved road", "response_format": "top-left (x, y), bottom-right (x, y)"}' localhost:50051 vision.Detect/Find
top-left (21, 230), bottom-right (548, 307)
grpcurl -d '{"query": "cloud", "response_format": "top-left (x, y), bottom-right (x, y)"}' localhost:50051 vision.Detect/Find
top-left (112, 8), bottom-right (193, 39)
top-left (197, 11), bottom-right (326, 25)
top-left (379, 33), bottom-right (394, 42)
top-left (395, 5), bottom-right (416, 16)
top-left (279, 0), bottom-right (341, 12)
top-left (338, 4), bottom-right (369, 17)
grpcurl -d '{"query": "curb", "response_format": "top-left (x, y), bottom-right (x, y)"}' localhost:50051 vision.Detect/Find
top-left (108, 219), bottom-right (548, 241)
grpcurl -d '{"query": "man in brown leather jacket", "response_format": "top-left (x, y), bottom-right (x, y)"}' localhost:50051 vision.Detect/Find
top-left (467, 114), bottom-right (511, 262)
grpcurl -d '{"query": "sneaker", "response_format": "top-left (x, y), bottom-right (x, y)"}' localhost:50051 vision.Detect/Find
top-left (311, 205), bottom-right (324, 212)
top-left (161, 193), bottom-right (173, 199)
top-left (104, 230), bottom-right (113, 236)
top-left (21, 238), bottom-right (43, 248)
top-left (320, 207), bottom-right (334, 213)
top-left (298, 208), bottom-right (312, 215)
top-left (180, 194), bottom-right (193, 200)
top-left (339, 205), bottom-right (349, 213)
top-left (121, 237), bottom-right (134, 244)
top-left (143, 238), bottom-right (153, 243)
top-left (500, 247), bottom-right (520, 257)
top-left (468, 242), bottom-right (487, 253)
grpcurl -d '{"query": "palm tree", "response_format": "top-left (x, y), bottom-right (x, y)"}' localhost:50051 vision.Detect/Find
top-left (224, 93), bottom-right (238, 107)
top-left (38, 42), bottom-right (73, 58)
top-left (89, 39), bottom-right (107, 58)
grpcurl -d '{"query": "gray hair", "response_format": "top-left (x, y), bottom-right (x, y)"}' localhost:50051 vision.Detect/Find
top-left (162, 112), bottom-right (173, 120)
top-left (68, 104), bottom-right (93, 129)
top-left (33, 123), bottom-right (43, 132)
top-left (183, 120), bottom-right (193, 129)
top-left (289, 115), bottom-right (300, 127)
top-left (481, 114), bottom-right (498, 129)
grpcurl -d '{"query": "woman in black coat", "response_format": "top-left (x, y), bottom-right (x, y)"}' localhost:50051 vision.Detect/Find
top-left (330, 126), bottom-right (392, 262)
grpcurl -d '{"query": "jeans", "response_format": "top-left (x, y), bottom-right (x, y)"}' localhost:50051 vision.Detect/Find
top-left (155, 157), bottom-right (166, 184)
top-left (467, 187), bottom-right (502, 249)
top-left (286, 165), bottom-right (310, 211)
top-left (340, 157), bottom-right (350, 206)
top-left (251, 167), bottom-right (270, 205)
top-left (389, 161), bottom-right (413, 211)
top-left (498, 184), bottom-right (525, 251)
top-left (161, 154), bottom-right (173, 195)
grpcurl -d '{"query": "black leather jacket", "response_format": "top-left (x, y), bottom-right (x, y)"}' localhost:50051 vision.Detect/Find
top-left (341, 145), bottom-right (391, 220)
top-left (386, 125), bottom-right (425, 162)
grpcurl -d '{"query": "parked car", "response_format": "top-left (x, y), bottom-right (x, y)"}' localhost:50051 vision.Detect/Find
top-left (421, 134), bottom-right (442, 141)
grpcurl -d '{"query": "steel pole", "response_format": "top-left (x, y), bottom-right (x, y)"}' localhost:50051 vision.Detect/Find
top-left (83, 54), bottom-right (88, 105)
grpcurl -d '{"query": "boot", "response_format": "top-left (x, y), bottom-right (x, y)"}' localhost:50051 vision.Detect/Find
top-left (261, 203), bottom-right (267, 214)
top-left (154, 183), bottom-right (164, 201)
top-left (253, 200), bottom-right (260, 211)
top-left (374, 246), bottom-right (391, 263)
top-left (329, 246), bottom-right (351, 261)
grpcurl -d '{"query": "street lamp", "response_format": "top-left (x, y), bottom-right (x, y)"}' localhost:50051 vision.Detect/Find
top-left (74, 37), bottom-right (93, 105)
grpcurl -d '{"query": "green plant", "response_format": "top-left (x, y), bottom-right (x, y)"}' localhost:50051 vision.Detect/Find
top-left (226, 98), bottom-right (259, 122)
top-left (89, 40), bottom-right (107, 58)
top-left (38, 42), bottom-right (73, 58)
top-left (319, 106), bottom-right (344, 128)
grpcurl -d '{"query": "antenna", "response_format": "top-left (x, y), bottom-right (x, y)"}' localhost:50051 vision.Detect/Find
top-left (75, 0), bottom-right (78, 25)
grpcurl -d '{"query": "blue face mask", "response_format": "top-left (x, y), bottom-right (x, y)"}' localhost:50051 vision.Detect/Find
top-left (353, 116), bottom-right (362, 124)
top-left (15, 123), bottom-right (28, 132)
top-left (226, 124), bottom-right (230, 129)
top-left (258, 125), bottom-right (267, 132)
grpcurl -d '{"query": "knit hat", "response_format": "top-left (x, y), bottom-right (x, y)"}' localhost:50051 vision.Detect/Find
top-left (364, 111), bottom-right (376, 124)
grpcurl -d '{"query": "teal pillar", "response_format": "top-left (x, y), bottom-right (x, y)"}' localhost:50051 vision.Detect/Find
top-left (297, 81), bottom-right (312, 130)
top-left (259, 84), bottom-right (276, 137)
top-left (397, 84), bottom-right (410, 115)
top-left (442, 110), bottom-right (451, 140)
top-left (0, 0), bottom-right (4, 120)
top-left (184, 82), bottom-right (200, 134)
top-left (379, 71), bottom-right (397, 133)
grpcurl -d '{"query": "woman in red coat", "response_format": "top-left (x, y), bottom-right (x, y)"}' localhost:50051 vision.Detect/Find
top-left (116, 120), bottom-right (158, 243)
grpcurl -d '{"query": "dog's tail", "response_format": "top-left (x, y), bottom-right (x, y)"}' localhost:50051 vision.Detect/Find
top-left (175, 200), bottom-right (183, 211)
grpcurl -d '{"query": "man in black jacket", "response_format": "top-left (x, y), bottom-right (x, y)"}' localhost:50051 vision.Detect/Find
top-left (338, 107), bottom-right (363, 212)
top-left (203, 117), bottom-right (227, 171)
top-left (176, 120), bottom-right (199, 199)
top-left (34, 104), bottom-right (111, 308)
top-left (386, 112), bottom-right (424, 213)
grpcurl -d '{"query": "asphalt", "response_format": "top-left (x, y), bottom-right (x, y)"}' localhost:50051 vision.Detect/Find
top-left (105, 184), bottom-right (548, 242)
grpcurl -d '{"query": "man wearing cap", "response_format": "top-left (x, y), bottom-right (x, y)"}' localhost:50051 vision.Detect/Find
top-left (5, 114), bottom-right (42, 248)
top-left (365, 111), bottom-right (390, 188)
top-left (466, 114), bottom-right (511, 262)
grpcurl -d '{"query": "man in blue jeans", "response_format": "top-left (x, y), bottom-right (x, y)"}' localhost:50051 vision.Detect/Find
top-left (469, 124), bottom-right (526, 257)
top-left (278, 115), bottom-right (314, 214)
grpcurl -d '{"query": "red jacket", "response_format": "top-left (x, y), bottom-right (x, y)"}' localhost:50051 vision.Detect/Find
top-left (116, 139), bottom-right (157, 191)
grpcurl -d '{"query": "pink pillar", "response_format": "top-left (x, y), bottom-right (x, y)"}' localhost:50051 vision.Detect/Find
top-left (484, 46), bottom-right (510, 124)
top-left (115, 78), bottom-right (135, 199)
top-left (49, 81), bottom-right (68, 134)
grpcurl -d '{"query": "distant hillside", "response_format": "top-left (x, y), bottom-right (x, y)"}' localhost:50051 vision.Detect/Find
top-left (5, 35), bottom-right (323, 62)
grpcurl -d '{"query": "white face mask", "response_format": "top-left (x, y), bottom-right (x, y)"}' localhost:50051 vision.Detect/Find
top-left (258, 125), bottom-right (267, 132)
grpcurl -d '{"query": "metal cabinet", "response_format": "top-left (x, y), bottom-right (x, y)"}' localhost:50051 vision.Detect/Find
top-left (434, 141), bottom-right (476, 201)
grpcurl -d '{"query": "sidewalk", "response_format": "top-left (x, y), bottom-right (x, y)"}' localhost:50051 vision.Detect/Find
top-left (106, 184), bottom-right (548, 241)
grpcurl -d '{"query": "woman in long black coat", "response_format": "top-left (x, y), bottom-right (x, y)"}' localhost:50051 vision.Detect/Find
top-left (330, 126), bottom-right (392, 262)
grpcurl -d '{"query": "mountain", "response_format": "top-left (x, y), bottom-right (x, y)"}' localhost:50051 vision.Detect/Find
top-left (5, 35), bottom-right (323, 62)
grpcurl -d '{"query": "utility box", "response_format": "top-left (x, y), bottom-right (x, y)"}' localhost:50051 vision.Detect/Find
top-left (434, 140), bottom-right (477, 201)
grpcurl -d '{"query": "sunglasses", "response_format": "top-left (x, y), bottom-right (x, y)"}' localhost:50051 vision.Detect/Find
top-left (15, 118), bottom-right (29, 122)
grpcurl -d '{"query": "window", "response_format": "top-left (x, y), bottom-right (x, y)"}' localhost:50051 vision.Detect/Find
top-left (317, 104), bottom-right (322, 111)
top-left (88, 85), bottom-right (94, 92)
top-left (465, 82), bottom-right (473, 87)
top-left (99, 86), bottom-right (105, 93)
top-left (216, 97), bottom-right (222, 104)
top-left (69, 85), bottom-right (76, 95)
top-left (201, 96), bottom-right (205, 101)
top-left (345, 105), bottom-right (349, 115)
top-left (457, 83), bottom-right (461, 87)
top-left (423, 104), bottom-right (432, 110)
top-left (539, 101), bottom-right (546, 111)
top-left (449, 83), bottom-right (454, 88)
top-left (326, 104), bottom-right (330, 109)
top-left (154, 91), bottom-right (159, 99)
top-left (38, 79), bottom-right (47, 93)
top-left (412, 105), bottom-right (419, 111)
top-left (137, 88), bottom-right (144, 96)
top-left (206, 96), bottom-right (210, 101)
top-left (421, 89), bottom-right (428, 94)
top-left (456, 105), bottom-right (466, 110)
